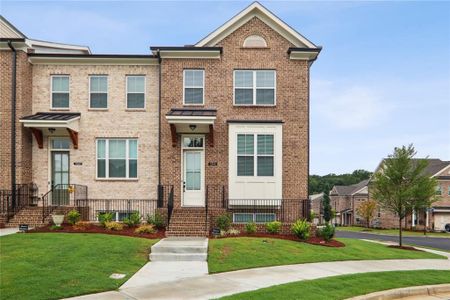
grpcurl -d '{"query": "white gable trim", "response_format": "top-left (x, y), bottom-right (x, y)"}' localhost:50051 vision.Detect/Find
top-left (432, 164), bottom-right (450, 177)
top-left (195, 2), bottom-right (317, 48)
top-left (0, 16), bottom-right (26, 39)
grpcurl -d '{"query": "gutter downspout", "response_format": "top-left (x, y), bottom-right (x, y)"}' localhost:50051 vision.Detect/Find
top-left (157, 53), bottom-right (161, 186)
top-left (7, 40), bottom-right (17, 208)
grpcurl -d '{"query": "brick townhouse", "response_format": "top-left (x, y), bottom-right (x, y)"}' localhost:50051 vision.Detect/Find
top-left (0, 2), bottom-right (321, 236)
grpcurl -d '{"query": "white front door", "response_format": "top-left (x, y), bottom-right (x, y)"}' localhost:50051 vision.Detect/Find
top-left (183, 150), bottom-right (205, 206)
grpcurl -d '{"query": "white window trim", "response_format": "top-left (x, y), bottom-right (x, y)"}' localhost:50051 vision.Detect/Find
top-left (96, 138), bottom-right (138, 180)
top-left (228, 123), bottom-right (282, 200)
top-left (233, 213), bottom-right (276, 224)
top-left (233, 70), bottom-right (276, 106)
top-left (126, 75), bottom-right (146, 110)
top-left (183, 69), bottom-right (205, 106)
top-left (50, 75), bottom-right (70, 110)
top-left (89, 75), bottom-right (108, 110)
top-left (237, 133), bottom-right (274, 177)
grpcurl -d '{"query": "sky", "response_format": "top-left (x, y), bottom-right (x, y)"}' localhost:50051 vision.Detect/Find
top-left (1, 0), bottom-right (449, 175)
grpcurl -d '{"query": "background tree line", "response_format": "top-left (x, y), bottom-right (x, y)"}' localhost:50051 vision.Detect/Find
top-left (309, 169), bottom-right (372, 194)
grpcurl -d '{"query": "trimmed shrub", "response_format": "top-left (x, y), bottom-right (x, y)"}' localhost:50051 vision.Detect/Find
top-left (291, 219), bottom-right (311, 240)
top-left (245, 222), bottom-right (257, 234)
top-left (135, 224), bottom-right (156, 234)
top-left (266, 221), bottom-right (281, 234)
top-left (98, 212), bottom-right (114, 227)
top-left (50, 225), bottom-right (63, 230)
top-left (105, 221), bottom-right (124, 231)
top-left (147, 212), bottom-right (165, 229)
top-left (123, 212), bottom-right (141, 227)
top-left (73, 221), bottom-right (91, 230)
top-left (319, 224), bottom-right (335, 242)
top-left (216, 214), bottom-right (232, 232)
top-left (67, 210), bottom-right (81, 225)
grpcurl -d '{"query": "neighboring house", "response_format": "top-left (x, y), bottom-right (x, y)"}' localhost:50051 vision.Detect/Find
top-left (329, 180), bottom-right (370, 226)
top-left (309, 193), bottom-right (324, 224)
top-left (371, 158), bottom-right (450, 232)
top-left (0, 2), bottom-right (321, 235)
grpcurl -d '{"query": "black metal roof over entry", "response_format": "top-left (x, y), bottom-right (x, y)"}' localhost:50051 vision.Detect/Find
top-left (20, 112), bottom-right (81, 121)
top-left (166, 108), bottom-right (217, 117)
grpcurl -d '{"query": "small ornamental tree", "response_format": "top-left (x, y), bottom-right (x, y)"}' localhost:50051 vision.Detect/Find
top-left (356, 200), bottom-right (377, 228)
top-left (371, 144), bottom-right (438, 247)
top-left (322, 192), bottom-right (332, 224)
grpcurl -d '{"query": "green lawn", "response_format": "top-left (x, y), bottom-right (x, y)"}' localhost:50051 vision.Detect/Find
top-left (337, 226), bottom-right (450, 238)
top-left (220, 270), bottom-right (450, 300)
top-left (208, 237), bottom-right (445, 273)
top-left (0, 233), bottom-right (157, 300)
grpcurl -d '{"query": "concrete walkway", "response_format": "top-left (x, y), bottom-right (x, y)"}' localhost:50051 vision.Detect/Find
top-left (0, 228), bottom-right (19, 236)
top-left (66, 250), bottom-right (450, 300)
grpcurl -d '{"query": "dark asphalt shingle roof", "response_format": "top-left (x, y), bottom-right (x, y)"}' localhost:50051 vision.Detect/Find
top-left (166, 108), bottom-right (217, 117)
top-left (332, 179), bottom-right (369, 196)
top-left (21, 112), bottom-right (81, 121)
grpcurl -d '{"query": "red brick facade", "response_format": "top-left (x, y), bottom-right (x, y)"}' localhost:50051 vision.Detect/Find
top-left (0, 50), bottom-right (33, 190)
top-left (160, 18), bottom-right (310, 224)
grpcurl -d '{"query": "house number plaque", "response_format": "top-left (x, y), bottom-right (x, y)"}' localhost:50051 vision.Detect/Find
top-left (208, 162), bottom-right (218, 166)
top-left (73, 162), bottom-right (82, 166)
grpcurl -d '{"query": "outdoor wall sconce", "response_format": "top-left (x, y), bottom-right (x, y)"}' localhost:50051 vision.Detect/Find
top-left (189, 124), bottom-right (197, 131)
top-left (48, 128), bottom-right (56, 134)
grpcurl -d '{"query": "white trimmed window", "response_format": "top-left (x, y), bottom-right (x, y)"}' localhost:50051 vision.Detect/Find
top-left (233, 213), bottom-right (276, 223)
top-left (184, 70), bottom-right (204, 105)
top-left (126, 76), bottom-right (145, 109)
top-left (89, 75), bottom-right (108, 109)
top-left (234, 70), bottom-right (275, 105)
top-left (51, 75), bottom-right (69, 108)
top-left (436, 185), bottom-right (442, 195)
top-left (97, 139), bottom-right (138, 179)
top-left (237, 134), bottom-right (274, 177)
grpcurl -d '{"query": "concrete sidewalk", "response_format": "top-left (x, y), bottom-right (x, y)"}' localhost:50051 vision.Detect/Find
top-left (0, 228), bottom-right (19, 236)
top-left (65, 256), bottom-right (450, 300)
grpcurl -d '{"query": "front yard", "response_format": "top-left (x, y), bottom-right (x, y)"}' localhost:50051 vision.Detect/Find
top-left (0, 233), bottom-right (157, 300)
top-left (208, 237), bottom-right (445, 273)
top-left (219, 270), bottom-right (450, 300)
top-left (336, 226), bottom-right (450, 238)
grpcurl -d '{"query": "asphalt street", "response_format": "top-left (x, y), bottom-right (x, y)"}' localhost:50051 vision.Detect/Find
top-left (336, 230), bottom-right (450, 251)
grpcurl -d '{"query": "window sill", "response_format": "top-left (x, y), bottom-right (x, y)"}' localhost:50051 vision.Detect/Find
top-left (50, 108), bottom-right (70, 111)
top-left (88, 108), bottom-right (108, 111)
top-left (95, 178), bottom-right (139, 181)
top-left (233, 105), bottom-right (276, 107)
top-left (125, 109), bottom-right (146, 112)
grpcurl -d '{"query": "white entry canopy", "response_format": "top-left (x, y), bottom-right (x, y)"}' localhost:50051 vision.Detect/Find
top-left (20, 112), bottom-right (80, 149)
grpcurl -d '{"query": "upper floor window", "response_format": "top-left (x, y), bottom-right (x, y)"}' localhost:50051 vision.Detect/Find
top-left (126, 76), bottom-right (145, 109)
top-left (51, 75), bottom-right (69, 109)
top-left (243, 35), bottom-right (267, 48)
top-left (184, 70), bottom-right (204, 105)
top-left (448, 186), bottom-right (450, 195)
top-left (89, 76), bottom-right (108, 109)
top-left (97, 138), bottom-right (138, 179)
top-left (237, 133), bottom-right (274, 177)
top-left (234, 70), bottom-right (275, 106)
top-left (436, 185), bottom-right (442, 195)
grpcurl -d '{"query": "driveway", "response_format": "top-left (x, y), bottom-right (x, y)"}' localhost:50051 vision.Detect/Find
top-left (336, 231), bottom-right (450, 251)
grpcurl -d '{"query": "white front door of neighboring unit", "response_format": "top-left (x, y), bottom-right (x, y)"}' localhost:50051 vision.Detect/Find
top-left (181, 135), bottom-right (205, 207)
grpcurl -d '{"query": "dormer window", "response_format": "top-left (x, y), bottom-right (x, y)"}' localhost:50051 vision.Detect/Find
top-left (243, 35), bottom-right (267, 48)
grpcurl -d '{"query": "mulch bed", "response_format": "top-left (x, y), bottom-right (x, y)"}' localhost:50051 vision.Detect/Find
top-left (210, 233), bottom-right (345, 247)
top-left (388, 245), bottom-right (423, 252)
top-left (27, 224), bottom-right (166, 240)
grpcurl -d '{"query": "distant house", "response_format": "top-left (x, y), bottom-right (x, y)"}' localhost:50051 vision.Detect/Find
top-left (371, 158), bottom-right (450, 232)
top-left (309, 193), bottom-right (324, 224)
top-left (329, 180), bottom-right (370, 226)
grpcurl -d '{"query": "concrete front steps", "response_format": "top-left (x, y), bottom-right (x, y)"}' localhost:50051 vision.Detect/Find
top-left (150, 237), bottom-right (208, 261)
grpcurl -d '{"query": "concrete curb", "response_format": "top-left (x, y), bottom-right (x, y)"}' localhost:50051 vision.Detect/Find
top-left (347, 284), bottom-right (450, 300)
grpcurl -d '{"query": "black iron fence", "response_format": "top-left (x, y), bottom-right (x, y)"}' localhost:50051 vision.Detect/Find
top-left (42, 184), bottom-right (88, 222)
top-left (75, 199), bottom-right (158, 222)
top-left (0, 183), bottom-right (38, 222)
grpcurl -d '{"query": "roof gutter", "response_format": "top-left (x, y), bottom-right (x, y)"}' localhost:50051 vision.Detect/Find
top-left (7, 40), bottom-right (17, 208)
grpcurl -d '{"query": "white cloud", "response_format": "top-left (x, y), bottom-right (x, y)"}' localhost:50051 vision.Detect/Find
top-left (311, 80), bottom-right (394, 130)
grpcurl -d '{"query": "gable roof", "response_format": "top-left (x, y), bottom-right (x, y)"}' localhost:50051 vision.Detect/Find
top-left (372, 158), bottom-right (450, 179)
top-left (0, 15), bottom-right (26, 39)
top-left (195, 2), bottom-right (319, 49)
top-left (331, 179), bottom-right (369, 196)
